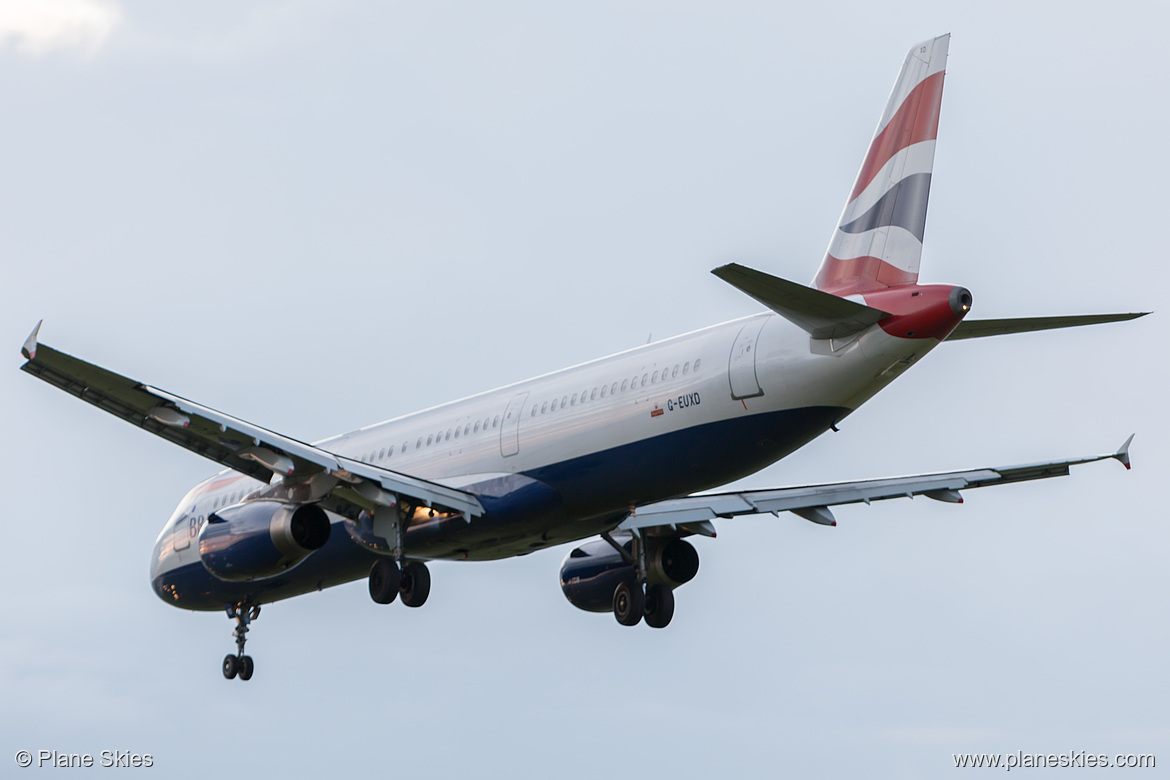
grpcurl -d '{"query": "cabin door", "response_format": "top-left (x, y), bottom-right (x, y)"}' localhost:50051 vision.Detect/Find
top-left (500, 391), bottom-right (530, 457)
top-left (728, 319), bottom-right (767, 400)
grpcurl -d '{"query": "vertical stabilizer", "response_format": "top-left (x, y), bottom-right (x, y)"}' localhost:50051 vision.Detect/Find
top-left (813, 34), bottom-right (949, 296)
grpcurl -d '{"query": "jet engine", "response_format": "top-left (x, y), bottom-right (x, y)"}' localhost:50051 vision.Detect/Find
top-left (559, 534), bottom-right (699, 612)
top-left (198, 499), bottom-right (331, 582)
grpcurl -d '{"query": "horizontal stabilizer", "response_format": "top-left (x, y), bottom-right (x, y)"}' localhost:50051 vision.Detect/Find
top-left (713, 263), bottom-right (890, 339)
top-left (946, 312), bottom-right (1148, 341)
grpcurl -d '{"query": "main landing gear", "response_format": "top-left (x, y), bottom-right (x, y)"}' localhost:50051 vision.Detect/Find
top-left (368, 559), bottom-right (431, 608)
top-left (222, 602), bottom-right (260, 681)
top-left (613, 580), bottom-right (675, 628)
top-left (603, 530), bottom-right (679, 629)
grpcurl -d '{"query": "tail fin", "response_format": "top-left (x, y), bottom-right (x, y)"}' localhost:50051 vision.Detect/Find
top-left (813, 34), bottom-right (950, 296)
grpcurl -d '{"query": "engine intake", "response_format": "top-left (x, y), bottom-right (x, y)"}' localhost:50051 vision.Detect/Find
top-left (647, 537), bottom-right (700, 587)
top-left (199, 500), bottom-right (331, 582)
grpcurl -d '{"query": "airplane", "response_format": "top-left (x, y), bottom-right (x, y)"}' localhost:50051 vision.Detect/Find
top-left (19, 34), bottom-right (1147, 681)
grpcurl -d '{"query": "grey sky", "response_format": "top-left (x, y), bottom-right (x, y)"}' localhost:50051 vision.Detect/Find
top-left (2, 2), bottom-right (1167, 777)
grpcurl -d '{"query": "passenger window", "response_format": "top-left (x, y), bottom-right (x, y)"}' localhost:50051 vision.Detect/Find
top-left (622, 379), bottom-right (629, 391)
top-left (641, 373), bottom-right (648, 385)
top-left (427, 435), bottom-right (433, 446)
top-left (464, 424), bottom-right (470, 435)
top-left (541, 402), bottom-right (548, 413)
top-left (531, 407), bottom-right (537, 417)
top-left (651, 371), bottom-right (658, 384)
top-left (561, 396), bottom-right (568, 408)
top-left (445, 430), bottom-right (451, 441)
top-left (610, 382), bottom-right (618, 395)
top-left (672, 365), bottom-right (679, 378)
top-left (379, 448), bottom-right (386, 459)
top-left (416, 438), bottom-right (423, 449)
top-left (581, 389), bottom-right (588, 402)
top-left (474, 421), bottom-right (480, 433)
top-left (600, 385), bottom-right (608, 398)
top-left (454, 427), bottom-right (460, 439)
top-left (683, 362), bottom-right (690, 375)
top-left (571, 393), bottom-right (578, 406)
top-left (590, 388), bottom-right (598, 400)
top-left (551, 399), bottom-right (557, 411)
top-left (493, 416), bottom-right (499, 428)
top-left (694, 358), bottom-right (702, 372)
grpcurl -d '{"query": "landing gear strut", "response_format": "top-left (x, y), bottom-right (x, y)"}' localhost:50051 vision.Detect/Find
top-left (222, 602), bottom-right (259, 681)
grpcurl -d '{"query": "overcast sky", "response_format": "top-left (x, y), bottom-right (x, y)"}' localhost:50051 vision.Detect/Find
top-left (2, 2), bottom-right (1167, 777)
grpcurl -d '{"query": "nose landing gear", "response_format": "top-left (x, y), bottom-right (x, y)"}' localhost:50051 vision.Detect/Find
top-left (222, 602), bottom-right (259, 681)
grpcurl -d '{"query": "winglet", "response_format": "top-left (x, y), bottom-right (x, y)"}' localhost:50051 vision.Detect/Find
top-left (21, 320), bottom-right (42, 361)
top-left (1114, 434), bottom-right (1135, 470)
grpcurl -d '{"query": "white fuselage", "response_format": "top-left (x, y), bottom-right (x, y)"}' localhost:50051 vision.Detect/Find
top-left (151, 310), bottom-right (934, 608)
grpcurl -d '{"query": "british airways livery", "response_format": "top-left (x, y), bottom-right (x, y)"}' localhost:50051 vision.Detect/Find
top-left (20, 35), bottom-right (1145, 681)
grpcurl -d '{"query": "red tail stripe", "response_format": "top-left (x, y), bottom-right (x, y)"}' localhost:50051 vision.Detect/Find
top-left (849, 70), bottom-right (945, 202)
top-left (813, 254), bottom-right (917, 295)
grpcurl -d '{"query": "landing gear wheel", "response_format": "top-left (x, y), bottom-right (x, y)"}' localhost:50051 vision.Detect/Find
top-left (222, 654), bottom-right (238, 680)
top-left (369, 559), bottom-right (401, 604)
top-left (643, 584), bottom-right (675, 629)
top-left (399, 561), bottom-right (431, 608)
top-left (238, 655), bottom-right (254, 681)
top-left (613, 580), bottom-right (645, 626)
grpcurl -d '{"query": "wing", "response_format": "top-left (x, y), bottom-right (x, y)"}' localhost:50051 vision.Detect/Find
top-left (619, 436), bottom-right (1134, 534)
top-left (19, 321), bottom-right (483, 520)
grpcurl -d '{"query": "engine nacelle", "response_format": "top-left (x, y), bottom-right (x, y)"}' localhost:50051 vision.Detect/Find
top-left (198, 500), bottom-right (331, 582)
top-left (559, 535), bottom-right (699, 613)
